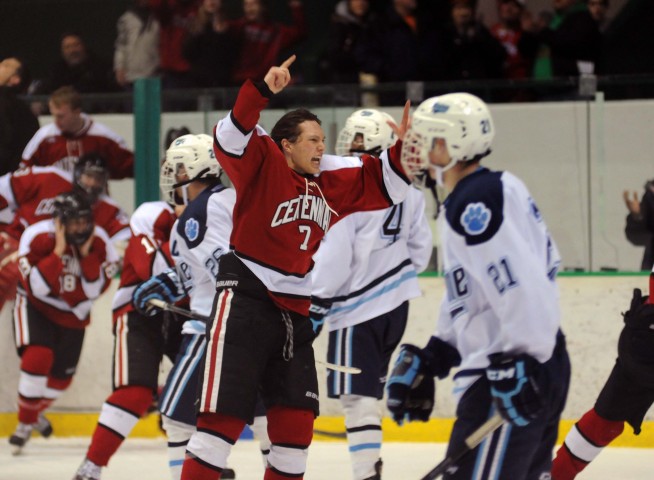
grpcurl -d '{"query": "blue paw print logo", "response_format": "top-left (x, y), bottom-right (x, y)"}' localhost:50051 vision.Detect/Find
top-left (461, 202), bottom-right (491, 235)
top-left (185, 218), bottom-right (199, 241)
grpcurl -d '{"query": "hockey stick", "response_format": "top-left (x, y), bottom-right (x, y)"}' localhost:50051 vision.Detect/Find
top-left (147, 299), bottom-right (361, 374)
top-left (419, 413), bottom-right (504, 480)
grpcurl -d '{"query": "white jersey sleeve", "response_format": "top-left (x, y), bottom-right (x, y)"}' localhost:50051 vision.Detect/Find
top-left (436, 169), bottom-right (561, 370)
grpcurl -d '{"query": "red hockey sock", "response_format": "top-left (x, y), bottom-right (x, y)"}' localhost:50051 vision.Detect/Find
top-left (86, 386), bottom-right (154, 466)
top-left (552, 408), bottom-right (624, 480)
top-left (18, 346), bottom-right (53, 424)
top-left (264, 406), bottom-right (314, 480)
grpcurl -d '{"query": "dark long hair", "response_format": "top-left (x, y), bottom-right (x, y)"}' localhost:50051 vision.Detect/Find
top-left (270, 108), bottom-right (321, 151)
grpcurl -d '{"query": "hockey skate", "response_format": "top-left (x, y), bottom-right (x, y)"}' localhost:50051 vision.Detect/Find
top-left (363, 459), bottom-right (383, 480)
top-left (73, 458), bottom-right (102, 480)
top-left (8, 422), bottom-right (33, 455)
top-left (34, 414), bottom-right (53, 438)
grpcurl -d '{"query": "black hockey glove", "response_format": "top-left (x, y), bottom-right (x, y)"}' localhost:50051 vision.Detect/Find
top-left (386, 344), bottom-right (435, 425)
top-left (133, 268), bottom-right (184, 317)
top-left (486, 353), bottom-right (545, 427)
top-left (386, 337), bottom-right (461, 425)
top-left (309, 296), bottom-right (332, 336)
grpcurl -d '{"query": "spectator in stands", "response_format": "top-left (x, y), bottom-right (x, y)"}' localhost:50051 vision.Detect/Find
top-left (490, 0), bottom-right (531, 80)
top-left (356, 0), bottom-right (444, 82)
top-left (587, 0), bottom-right (610, 31)
top-left (20, 87), bottom-right (134, 179)
top-left (0, 57), bottom-right (40, 175)
top-left (519, 0), bottom-right (602, 78)
top-left (229, 0), bottom-right (307, 85)
top-left (319, 0), bottom-right (375, 85)
top-left (624, 182), bottom-right (654, 271)
top-left (114, 0), bottom-right (161, 90)
top-left (149, 0), bottom-right (201, 89)
top-left (438, 0), bottom-right (507, 81)
top-left (35, 33), bottom-right (116, 95)
top-left (183, 0), bottom-right (241, 87)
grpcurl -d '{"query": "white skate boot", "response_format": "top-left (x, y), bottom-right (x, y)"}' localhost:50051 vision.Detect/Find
top-left (34, 414), bottom-right (53, 438)
top-left (8, 422), bottom-right (33, 455)
top-left (73, 458), bottom-right (102, 480)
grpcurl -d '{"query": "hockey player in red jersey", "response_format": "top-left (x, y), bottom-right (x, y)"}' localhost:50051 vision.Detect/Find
top-left (9, 191), bottom-right (118, 455)
top-left (551, 271), bottom-right (654, 479)
top-left (178, 56), bottom-right (411, 480)
top-left (72, 197), bottom-right (179, 480)
top-left (19, 86), bottom-right (133, 178)
top-left (0, 152), bottom-right (130, 310)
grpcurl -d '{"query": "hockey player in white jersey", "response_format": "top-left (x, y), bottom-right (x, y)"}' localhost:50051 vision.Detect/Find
top-left (386, 93), bottom-right (570, 479)
top-left (132, 134), bottom-right (270, 480)
top-left (311, 109), bottom-right (432, 480)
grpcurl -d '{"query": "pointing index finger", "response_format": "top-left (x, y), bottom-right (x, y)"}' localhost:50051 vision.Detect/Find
top-left (280, 55), bottom-right (296, 69)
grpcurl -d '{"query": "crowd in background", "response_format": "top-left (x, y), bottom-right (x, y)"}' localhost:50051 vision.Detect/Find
top-left (2, 0), bottom-right (613, 104)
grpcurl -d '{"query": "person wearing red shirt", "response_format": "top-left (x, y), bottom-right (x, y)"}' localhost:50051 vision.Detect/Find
top-left (8, 191), bottom-right (118, 455)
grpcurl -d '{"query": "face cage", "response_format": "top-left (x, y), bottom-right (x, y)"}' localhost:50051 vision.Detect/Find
top-left (400, 130), bottom-right (431, 180)
top-left (159, 162), bottom-right (177, 205)
top-left (62, 214), bottom-right (94, 246)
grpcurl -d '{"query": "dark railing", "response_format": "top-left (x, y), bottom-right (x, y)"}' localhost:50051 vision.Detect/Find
top-left (21, 73), bottom-right (654, 114)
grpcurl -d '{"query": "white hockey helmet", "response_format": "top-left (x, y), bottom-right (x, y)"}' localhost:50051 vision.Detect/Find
top-left (335, 109), bottom-right (396, 156)
top-left (401, 93), bottom-right (494, 179)
top-left (160, 133), bottom-right (221, 205)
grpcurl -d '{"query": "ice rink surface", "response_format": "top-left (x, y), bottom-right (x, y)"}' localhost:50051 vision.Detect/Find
top-left (0, 438), bottom-right (651, 480)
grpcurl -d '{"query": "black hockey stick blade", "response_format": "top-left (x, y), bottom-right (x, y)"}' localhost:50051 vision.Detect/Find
top-left (419, 413), bottom-right (504, 480)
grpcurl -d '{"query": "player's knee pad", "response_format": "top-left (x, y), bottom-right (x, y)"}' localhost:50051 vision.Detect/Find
top-left (340, 395), bottom-right (381, 429)
top-left (21, 345), bottom-right (54, 375)
top-left (162, 415), bottom-right (196, 444)
top-left (267, 406), bottom-right (314, 446)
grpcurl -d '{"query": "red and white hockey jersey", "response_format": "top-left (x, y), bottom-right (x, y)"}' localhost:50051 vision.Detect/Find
top-left (214, 80), bottom-right (410, 315)
top-left (111, 201), bottom-right (176, 319)
top-left (20, 114), bottom-right (134, 179)
top-left (0, 166), bottom-right (130, 243)
top-left (16, 220), bottom-right (119, 329)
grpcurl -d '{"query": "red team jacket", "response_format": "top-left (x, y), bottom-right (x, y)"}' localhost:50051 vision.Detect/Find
top-left (0, 166), bottom-right (130, 242)
top-left (16, 221), bottom-right (118, 330)
top-left (214, 80), bottom-right (409, 315)
top-left (19, 114), bottom-right (134, 179)
top-left (111, 201), bottom-right (177, 321)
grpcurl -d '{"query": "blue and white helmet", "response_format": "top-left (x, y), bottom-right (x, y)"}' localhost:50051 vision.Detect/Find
top-left (335, 109), bottom-right (396, 156)
top-left (160, 134), bottom-right (221, 205)
top-left (401, 93), bottom-right (494, 178)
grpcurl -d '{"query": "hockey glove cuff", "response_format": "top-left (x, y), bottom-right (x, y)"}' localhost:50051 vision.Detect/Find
top-left (309, 296), bottom-right (332, 336)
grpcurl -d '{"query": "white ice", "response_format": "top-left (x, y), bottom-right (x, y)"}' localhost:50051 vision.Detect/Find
top-left (0, 438), bottom-right (651, 480)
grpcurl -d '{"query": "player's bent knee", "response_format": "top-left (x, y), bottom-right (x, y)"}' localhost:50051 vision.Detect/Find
top-left (162, 416), bottom-right (196, 443)
top-left (267, 406), bottom-right (314, 446)
top-left (340, 394), bottom-right (381, 428)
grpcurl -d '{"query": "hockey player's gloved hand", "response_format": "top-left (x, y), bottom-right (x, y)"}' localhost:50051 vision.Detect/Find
top-left (133, 268), bottom-right (184, 317)
top-left (309, 297), bottom-right (332, 336)
top-left (386, 344), bottom-right (435, 425)
top-left (386, 337), bottom-right (461, 425)
top-left (486, 353), bottom-right (545, 427)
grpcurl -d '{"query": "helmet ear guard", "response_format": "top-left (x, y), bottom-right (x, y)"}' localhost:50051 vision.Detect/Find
top-left (336, 109), bottom-right (396, 157)
top-left (401, 93), bottom-right (495, 182)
